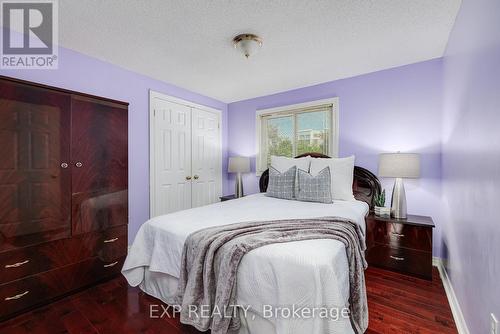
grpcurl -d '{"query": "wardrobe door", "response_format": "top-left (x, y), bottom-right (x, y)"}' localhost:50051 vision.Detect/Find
top-left (71, 96), bottom-right (128, 234)
top-left (150, 97), bottom-right (192, 217)
top-left (0, 79), bottom-right (71, 251)
top-left (191, 108), bottom-right (221, 208)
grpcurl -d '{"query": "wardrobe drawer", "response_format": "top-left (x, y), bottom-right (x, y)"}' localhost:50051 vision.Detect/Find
top-left (0, 271), bottom-right (51, 320)
top-left (0, 225), bottom-right (127, 284)
top-left (0, 255), bottom-right (125, 320)
top-left (1, 254), bottom-right (47, 285)
top-left (0, 240), bottom-right (71, 284)
top-left (95, 226), bottom-right (128, 262)
top-left (366, 218), bottom-right (432, 252)
top-left (366, 244), bottom-right (432, 280)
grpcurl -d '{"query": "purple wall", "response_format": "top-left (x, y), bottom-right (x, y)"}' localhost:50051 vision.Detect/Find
top-left (227, 59), bottom-right (444, 255)
top-left (0, 37), bottom-right (229, 244)
top-left (442, 0), bottom-right (500, 332)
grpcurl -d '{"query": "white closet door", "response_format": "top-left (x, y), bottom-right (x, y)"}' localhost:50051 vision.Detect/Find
top-left (191, 107), bottom-right (221, 208)
top-left (152, 98), bottom-right (192, 217)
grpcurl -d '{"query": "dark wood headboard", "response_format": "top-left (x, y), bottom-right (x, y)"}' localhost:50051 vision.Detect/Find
top-left (259, 153), bottom-right (381, 209)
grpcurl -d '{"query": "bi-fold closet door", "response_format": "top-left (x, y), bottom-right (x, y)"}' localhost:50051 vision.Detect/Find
top-left (150, 93), bottom-right (221, 217)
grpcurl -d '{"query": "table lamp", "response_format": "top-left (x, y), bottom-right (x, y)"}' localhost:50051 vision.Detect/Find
top-left (378, 152), bottom-right (420, 219)
top-left (228, 157), bottom-right (250, 198)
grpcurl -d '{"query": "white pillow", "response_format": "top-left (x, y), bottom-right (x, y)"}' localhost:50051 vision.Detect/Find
top-left (270, 156), bottom-right (311, 173)
top-left (309, 156), bottom-right (355, 201)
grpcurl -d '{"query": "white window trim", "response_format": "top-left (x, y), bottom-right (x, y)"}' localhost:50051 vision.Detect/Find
top-left (255, 97), bottom-right (339, 176)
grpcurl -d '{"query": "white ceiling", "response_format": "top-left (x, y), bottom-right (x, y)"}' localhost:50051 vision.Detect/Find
top-left (59, 0), bottom-right (461, 103)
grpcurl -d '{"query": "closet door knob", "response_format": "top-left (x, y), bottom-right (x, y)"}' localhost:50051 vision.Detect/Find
top-left (193, 175), bottom-right (199, 180)
top-left (75, 162), bottom-right (83, 168)
top-left (186, 176), bottom-right (192, 180)
top-left (60, 162), bottom-right (68, 168)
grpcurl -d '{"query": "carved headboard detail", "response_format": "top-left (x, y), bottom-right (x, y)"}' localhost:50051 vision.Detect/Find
top-left (258, 153), bottom-right (381, 209)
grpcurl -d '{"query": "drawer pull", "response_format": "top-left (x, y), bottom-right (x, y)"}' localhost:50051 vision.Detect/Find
top-left (103, 237), bottom-right (119, 243)
top-left (391, 232), bottom-right (405, 238)
top-left (390, 255), bottom-right (405, 261)
top-left (103, 261), bottom-right (118, 268)
top-left (5, 290), bottom-right (29, 301)
top-left (5, 260), bottom-right (30, 268)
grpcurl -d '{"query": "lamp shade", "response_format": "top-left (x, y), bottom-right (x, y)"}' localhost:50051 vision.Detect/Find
top-left (378, 153), bottom-right (420, 178)
top-left (228, 157), bottom-right (250, 173)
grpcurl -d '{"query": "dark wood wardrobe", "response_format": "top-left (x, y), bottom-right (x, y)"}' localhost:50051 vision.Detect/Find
top-left (0, 76), bottom-right (128, 320)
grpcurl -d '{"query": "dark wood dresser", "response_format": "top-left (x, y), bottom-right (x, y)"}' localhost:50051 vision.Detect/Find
top-left (0, 76), bottom-right (128, 320)
top-left (365, 213), bottom-right (434, 280)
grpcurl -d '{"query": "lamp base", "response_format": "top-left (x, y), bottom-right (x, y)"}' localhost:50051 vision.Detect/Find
top-left (391, 178), bottom-right (407, 219)
top-left (235, 173), bottom-right (244, 198)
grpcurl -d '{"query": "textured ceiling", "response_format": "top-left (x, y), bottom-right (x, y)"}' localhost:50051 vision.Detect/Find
top-left (58, 0), bottom-right (461, 102)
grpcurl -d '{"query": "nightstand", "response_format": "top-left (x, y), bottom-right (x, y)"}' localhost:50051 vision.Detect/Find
top-left (220, 194), bottom-right (237, 201)
top-left (365, 213), bottom-right (435, 280)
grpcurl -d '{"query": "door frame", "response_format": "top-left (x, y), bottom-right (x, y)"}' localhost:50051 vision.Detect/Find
top-left (149, 90), bottom-right (223, 218)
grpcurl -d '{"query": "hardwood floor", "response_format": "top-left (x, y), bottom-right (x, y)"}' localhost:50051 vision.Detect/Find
top-left (365, 267), bottom-right (457, 334)
top-left (0, 266), bottom-right (457, 334)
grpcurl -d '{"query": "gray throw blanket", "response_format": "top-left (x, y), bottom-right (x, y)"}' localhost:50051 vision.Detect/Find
top-left (175, 217), bottom-right (368, 334)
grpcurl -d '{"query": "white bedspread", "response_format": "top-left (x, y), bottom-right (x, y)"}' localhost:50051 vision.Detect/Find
top-left (122, 193), bottom-right (368, 334)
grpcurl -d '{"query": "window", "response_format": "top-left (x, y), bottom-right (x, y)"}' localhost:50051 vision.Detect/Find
top-left (256, 98), bottom-right (339, 174)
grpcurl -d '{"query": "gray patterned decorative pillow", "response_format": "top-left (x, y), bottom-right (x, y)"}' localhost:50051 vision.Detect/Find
top-left (266, 166), bottom-right (296, 200)
top-left (296, 167), bottom-right (333, 203)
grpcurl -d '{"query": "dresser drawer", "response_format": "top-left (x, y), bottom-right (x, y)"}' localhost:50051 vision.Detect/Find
top-left (0, 247), bottom-right (53, 285)
top-left (0, 255), bottom-right (125, 320)
top-left (366, 244), bottom-right (432, 279)
top-left (366, 218), bottom-right (432, 252)
top-left (0, 225), bottom-right (127, 284)
top-left (96, 226), bottom-right (128, 262)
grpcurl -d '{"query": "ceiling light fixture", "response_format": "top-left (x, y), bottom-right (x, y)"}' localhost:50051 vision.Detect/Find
top-left (233, 33), bottom-right (263, 59)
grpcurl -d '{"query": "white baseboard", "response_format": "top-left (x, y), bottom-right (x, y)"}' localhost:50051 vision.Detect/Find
top-left (433, 257), bottom-right (470, 334)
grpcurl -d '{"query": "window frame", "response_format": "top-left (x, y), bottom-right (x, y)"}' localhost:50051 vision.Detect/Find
top-left (255, 97), bottom-right (339, 176)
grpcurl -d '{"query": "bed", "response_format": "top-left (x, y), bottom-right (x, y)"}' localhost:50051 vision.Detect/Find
top-left (122, 153), bottom-right (381, 334)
